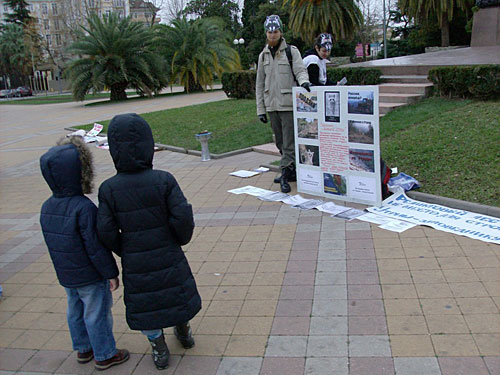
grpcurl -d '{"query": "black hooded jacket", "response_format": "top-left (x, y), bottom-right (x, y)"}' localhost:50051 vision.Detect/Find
top-left (40, 137), bottom-right (119, 288)
top-left (97, 113), bottom-right (201, 330)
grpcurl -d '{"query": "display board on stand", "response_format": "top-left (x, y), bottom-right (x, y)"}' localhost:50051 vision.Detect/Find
top-left (293, 85), bottom-right (382, 206)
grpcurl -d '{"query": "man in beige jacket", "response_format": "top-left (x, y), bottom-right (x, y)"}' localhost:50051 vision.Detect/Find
top-left (256, 15), bottom-right (311, 193)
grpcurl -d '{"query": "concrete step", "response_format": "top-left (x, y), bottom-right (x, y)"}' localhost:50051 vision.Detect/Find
top-left (377, 65), bottom-right (438, 76)
top-left (378, 83), bottom-right (433, 95)
top-left (379, 102), bottom-right (407, 115)
top-left (381, 75), bottom-right (430, 84)
top-left (379, 93), bottom-right (423, 104)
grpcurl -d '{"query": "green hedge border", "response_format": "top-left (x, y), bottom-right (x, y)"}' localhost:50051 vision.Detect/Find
top-left (428, 65), bottom-right (500, 99)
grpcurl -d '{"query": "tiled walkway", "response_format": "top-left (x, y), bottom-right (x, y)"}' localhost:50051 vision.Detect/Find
top-left (0, 94), bottom-right (499, 374)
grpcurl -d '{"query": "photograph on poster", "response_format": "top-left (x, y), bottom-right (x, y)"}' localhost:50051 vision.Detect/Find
top-left (299, 144), bottom-right (320, 166)
top-left (297, 118), bottom-right (318, 139)
top-left (324, 91), bottom-right (340, 122)
top-left (348, 90), bottom-right (374, 115)
top-left (348, 120), bottom-right (374, 144)
top-left (349, 148), bottom-right (375, 172)
top-left (296, 91), bottom-right (318, 112)
top-left (323, 173), bottom-right (347, 196)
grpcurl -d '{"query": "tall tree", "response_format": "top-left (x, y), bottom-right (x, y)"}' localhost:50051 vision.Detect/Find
top-left (398, 0), bottom-right (474, 46)
top-left (0, 23), bottom-right (32, 80)
top-left (2, 0), bottom-right (33, 25)
top-left (65, 13), bottom-right (167, 101)
top-left (155, 17), bottom-right (240, 92)
top-left (183, 0), bottom-right (240, 32)
top-left (282, 0), bottom-right (362, 43)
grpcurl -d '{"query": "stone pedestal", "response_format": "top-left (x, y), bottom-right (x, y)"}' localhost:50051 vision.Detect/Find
top-left (471, 6), bottom-right (500, 46)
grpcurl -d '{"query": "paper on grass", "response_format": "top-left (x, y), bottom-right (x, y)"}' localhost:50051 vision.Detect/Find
top-left (334, 208), bottom-right (365, 221)
top-left (315, 202), bottom-right (351, 216)
top-left (229, 170), bottom-right (260, 178)
top-left (227, 186), bottom-right (272, 197)
top-left (379, 220), bottom-right (416, 233)
top-left (87, 123), bottom-right (104, 137)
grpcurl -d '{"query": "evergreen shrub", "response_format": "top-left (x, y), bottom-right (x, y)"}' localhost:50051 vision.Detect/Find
top-left (428, 65), bottom-right (500, 99)
top-left (221, 71), bottom-right (256, 99)
top-left (326, 67), bottom-right (382, 85)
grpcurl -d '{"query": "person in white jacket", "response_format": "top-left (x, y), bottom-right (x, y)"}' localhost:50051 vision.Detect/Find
top-left (256, 15), bottom-right (311, 193)
top-left (302, 33), bottom-right (335, 86)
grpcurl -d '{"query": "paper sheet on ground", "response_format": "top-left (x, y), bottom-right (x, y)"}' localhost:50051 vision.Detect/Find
top-left (334, 208), bottom-right (365, 221)
top-left (227, 186), bottom-right (272, 196)
top-left (379, 220), bottom-right (416, 233)
top-left (229, 170), bottom-right (261, 178)
top-left (367, 188), bottom-right (500, 244)
top-left (357, 212), bottom-right (393, 225)
top-left (281, 194), bottom-right (310, 206)
top-left (294, 199), bottom-right (324, 210)
top-left (258, 191), bottom-right (289, 202)
top-left (315, 202), bottom-right (351, 216)
top-left (254, 167), bottom-right (270, 172)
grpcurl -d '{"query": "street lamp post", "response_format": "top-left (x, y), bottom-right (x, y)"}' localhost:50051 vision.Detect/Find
top-left (383, 0), bottom-right (387, 59)
top-left (233, 37), bottom-right (244, 55)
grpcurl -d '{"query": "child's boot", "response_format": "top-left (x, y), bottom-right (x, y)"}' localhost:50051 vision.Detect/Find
top-left (148, 334), bottom-right (170, 370)
top-left (174, 322), bottom-right (195, 348)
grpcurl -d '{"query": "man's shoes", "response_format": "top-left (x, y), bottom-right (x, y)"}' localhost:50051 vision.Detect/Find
top-left (274, 167), bottom-right (296, 184)
top-left (77, 350), bottom-right (94, 364)
top-left (174, 322), bottom-right (195, 349)
top-left (280, 173), bottom-right (291, 193)
top-left (148, 334), bottom-right (170, 370)
top-left (273, 173), bottom-right (282, 183)
top-left (94, 349), bottom-right (129, 371)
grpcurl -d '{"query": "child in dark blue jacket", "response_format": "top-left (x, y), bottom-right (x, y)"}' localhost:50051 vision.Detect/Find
top-left (40, 136), bottom-right (129, 371)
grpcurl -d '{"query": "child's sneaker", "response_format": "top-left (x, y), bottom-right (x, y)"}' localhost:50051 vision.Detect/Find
top-left (94, 349), bottom-right (129, 371)
top-left (77, 350), bottom-right (94, 364)
top-left (174, 322), bottom-right (195, 349)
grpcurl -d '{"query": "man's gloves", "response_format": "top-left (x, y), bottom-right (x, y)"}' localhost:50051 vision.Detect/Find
top-left (301, 82), bottom-right (311, 92)
top-left (259, 114), bottom-right (268, 123)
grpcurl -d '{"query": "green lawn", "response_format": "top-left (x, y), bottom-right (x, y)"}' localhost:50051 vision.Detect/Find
top-left (76, 99), bottom-right (274, 155)
top-left (381, 98), bottom-right (500, 207)
top-left (0, 93), bottom-right (111, 105)
top-left (76, 96), bottom-right (500, 206)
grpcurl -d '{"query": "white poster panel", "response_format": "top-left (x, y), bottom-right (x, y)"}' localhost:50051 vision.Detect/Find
top-left (293, 85), bottom-right (381, 206)
top-left (368, 189), bottom-right (500, 244)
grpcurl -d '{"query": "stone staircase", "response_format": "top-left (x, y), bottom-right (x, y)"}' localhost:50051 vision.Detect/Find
top-left (378, 74), bottom-right (434, 115)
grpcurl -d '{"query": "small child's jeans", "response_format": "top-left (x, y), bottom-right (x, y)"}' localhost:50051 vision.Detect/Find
top-left (64, 280), bottom-right (117, 361)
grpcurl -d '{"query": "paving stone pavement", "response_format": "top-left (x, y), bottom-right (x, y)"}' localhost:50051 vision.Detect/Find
top-left (1, 92), bottom-right (499, 374)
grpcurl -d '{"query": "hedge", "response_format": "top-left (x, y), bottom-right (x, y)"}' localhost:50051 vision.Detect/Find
top-left (326, 67), bottom-right (382, 85)
top-left (428, 65), bottom-right (500, 99)
top-left (221, 70), bottom-right (256, 99)
top-left (221, 67), bottom-right (382, 99)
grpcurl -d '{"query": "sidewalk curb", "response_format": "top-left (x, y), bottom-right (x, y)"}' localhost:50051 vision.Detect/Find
top-left (64, 127), bottom-right (499, 218)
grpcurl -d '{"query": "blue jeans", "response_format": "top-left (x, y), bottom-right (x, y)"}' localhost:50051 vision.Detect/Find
top-left (65, 280), bottom-right (117, 361)
top-left (141, 329), bottom-right (163, 340)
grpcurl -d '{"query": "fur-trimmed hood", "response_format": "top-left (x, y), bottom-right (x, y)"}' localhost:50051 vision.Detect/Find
top-left (40, 136), bottom-right (94, 197)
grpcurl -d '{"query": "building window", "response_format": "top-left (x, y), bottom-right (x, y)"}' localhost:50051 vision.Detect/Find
top-left (44, 19), bottom-right (50, 30)
top-left (3, 5), bottom-right (9, 12)
top-left (54, 19), bottom-right (59, 30)
top-left (51, 3), bottom-right (57, 15)
top-left (41, 3), bottom-right (48, 14)
top-left (46, 35), bottom-right (52, 46)
top-left (55, 34), bottom-right (61, 46)
top-left (105, 10), bottom-right (111, 16)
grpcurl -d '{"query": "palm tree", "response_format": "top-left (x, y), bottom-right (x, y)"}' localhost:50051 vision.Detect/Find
top-left (281, 0), bottom-right (363, 43)
top-left (399, 0), bottom-right (474, 47)
top-left (0, 23), bottom-right (32, 82)
top-left (65, 13), bottom-right (167, 101)
top-left (155, 17), bottom-right (240, 92)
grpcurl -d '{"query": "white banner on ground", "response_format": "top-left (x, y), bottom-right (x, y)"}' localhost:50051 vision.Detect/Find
top-left (367, 189), bottom-right (500, 244)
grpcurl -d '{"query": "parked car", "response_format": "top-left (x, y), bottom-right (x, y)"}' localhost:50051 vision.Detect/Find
top-left (0, 89), bottom-right (15, 98)
top-left (15, 86), bottom-right (33, 97)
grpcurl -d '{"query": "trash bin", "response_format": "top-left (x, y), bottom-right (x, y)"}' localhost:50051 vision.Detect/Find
top-left (195, 131), bottom-right (212, 162)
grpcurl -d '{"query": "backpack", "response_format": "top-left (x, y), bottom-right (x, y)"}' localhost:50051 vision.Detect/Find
top-left (285, 45), bottom-right (298, 85)
top-left (381, 159), bottom-right (391, 200)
